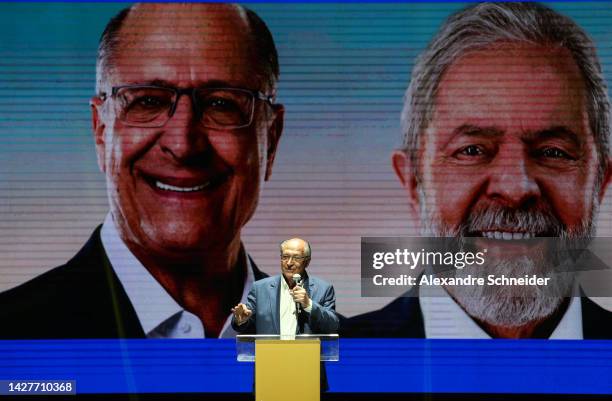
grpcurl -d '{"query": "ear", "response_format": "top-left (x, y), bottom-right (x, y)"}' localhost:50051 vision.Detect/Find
top-left (90, 96), bottom-right (107, 174)
top-left (264, 103), bottom-right (284, 181)
top-left (392, 149), bottom-right (420, 214)
top-left (598, 157), bottom-right (612, 203)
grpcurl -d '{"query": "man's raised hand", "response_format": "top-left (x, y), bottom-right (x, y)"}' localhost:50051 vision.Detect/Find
top-left (231, 303), bottom-right (252, 325)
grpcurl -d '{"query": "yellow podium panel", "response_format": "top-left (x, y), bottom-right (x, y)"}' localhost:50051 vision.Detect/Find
top-left (255, 339), bottom-right (320, 401)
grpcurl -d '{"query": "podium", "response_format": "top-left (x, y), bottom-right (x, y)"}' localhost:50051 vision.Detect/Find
top-left (236, 334), bottom-right (339, 401)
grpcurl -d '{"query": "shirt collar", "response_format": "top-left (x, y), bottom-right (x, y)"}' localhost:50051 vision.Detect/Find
top-left (281, 275), bottom-right (290, 291)
top-left (100, 213), bottom-right (255, 337)
top-left (279, 274), bottom-right (308, 290)
top-left (419, 282), bottom-right (583, 339)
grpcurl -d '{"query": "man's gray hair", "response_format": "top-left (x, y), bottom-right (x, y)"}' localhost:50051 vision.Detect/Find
top-left (401, 2), bottom-right (610, 182)
top-left (280, 238), bottom-right (312, 258)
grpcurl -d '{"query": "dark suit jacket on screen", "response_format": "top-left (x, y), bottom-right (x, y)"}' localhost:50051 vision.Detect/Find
top-left (340, 284), bottom-right (612, 339)
top-left (0, 227), bottom-right (268, 339)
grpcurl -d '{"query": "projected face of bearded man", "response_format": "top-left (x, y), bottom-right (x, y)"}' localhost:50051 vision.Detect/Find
top-left (393, 42), bottom-right (611, 330)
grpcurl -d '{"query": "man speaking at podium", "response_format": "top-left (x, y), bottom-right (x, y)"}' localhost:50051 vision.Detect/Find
top-left (231, 238), bottom-right (339, 336)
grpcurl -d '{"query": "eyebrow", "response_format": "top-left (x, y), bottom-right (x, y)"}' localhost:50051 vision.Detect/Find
top-left (443, 124), bottom-right (504, 148)
top-left (125, 79), bottom-right (243, 90)
top-left (444, 124), bottom-right (583, 149)
top-left (522, 126), bottom-right (584, 148)
top-left (452, 124), bottom-right (504, 138)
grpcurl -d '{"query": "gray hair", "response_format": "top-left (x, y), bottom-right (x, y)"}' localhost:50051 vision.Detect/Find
top-left (95, 4), bottom-right (279, 96)
top-left (280, 238), bottom-right (312, 258)
top-left (401, 2), bottom-right (610, 183)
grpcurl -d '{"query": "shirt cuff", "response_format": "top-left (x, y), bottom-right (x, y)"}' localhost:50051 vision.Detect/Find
top-left (304, 299), bottom-right (313, 313)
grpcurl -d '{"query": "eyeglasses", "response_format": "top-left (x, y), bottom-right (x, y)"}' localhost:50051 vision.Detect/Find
top-left (281, 254), bottom-right (309, 262)
top-left (102, 85), bottom-right (274, 129)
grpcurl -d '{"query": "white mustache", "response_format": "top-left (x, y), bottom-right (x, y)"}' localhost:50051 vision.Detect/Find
top-left (462, 205), bottom-right (564, 237)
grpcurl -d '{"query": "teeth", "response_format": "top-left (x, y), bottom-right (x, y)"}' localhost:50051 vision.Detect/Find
top-left (155, 181), bottom-right (210, 192)
top-left (481, 231), bottom-right (534, 240)
top-left (514, 232), bottom-right (533, 240)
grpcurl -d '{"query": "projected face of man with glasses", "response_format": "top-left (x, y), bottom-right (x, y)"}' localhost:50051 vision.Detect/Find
top-left (90, 4), bottom-right (283, 270)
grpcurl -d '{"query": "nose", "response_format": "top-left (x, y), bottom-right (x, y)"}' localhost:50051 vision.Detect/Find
top-left (485, 145), bottom-right (541, 207)
top-left (159, 93), bottom-right (209, 163)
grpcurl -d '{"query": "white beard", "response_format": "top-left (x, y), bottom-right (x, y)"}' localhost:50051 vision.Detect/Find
top-left (444, 256), bottom-right (574, 327)
top-left (417, 187), bottom-right (594, 328)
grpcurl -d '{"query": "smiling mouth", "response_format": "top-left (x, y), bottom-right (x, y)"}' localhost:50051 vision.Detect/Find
top-left (467, 230), bottom-right (555, 240)
top-left (145, 172), bottom-right (230, 194)
top-left (479, 231), bottom-right (535, 240)
top-left (155, 181), bottom-right (211, 193)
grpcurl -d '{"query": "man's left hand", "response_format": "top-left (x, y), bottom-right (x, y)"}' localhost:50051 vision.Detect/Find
top-left (291, 285), bottom-right (311, 308)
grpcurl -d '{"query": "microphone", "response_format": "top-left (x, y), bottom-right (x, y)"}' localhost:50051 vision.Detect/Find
top-left (292, 274), bottom-right (303, 313)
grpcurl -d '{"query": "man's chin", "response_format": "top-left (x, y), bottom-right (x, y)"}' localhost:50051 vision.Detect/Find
top-left (442, 259), bottom-right (575, 327)
top-left (453, 292), bottom-right (567, 328)
top-left (139, 229), bottom-right (234, 259)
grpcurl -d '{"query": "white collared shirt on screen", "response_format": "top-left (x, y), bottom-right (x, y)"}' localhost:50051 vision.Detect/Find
top-left (419, 283), bottom-right (583, 339)
top-left (100, 213), bottom-right (254, 339)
